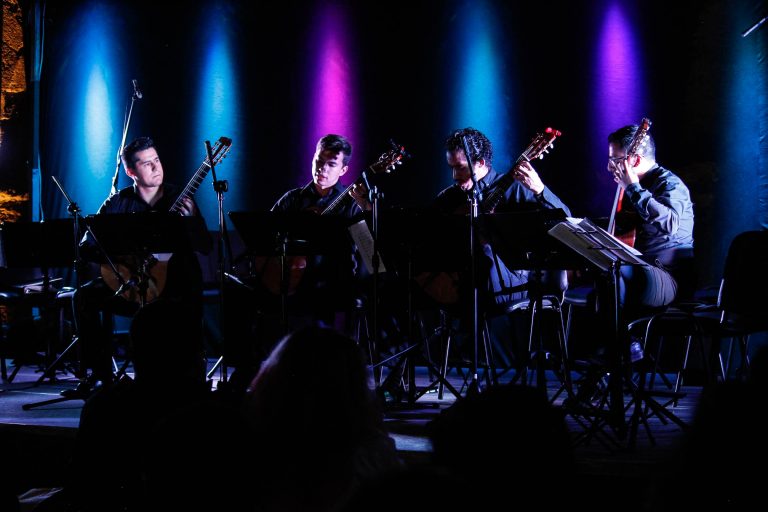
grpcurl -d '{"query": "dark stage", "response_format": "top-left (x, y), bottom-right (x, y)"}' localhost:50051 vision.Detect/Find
top-left (2, 0), bottom-right (768, 509)
top-left (1, 353), bottom-right (706, 510)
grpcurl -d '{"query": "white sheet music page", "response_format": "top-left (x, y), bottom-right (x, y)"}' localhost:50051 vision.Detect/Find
top-left (548, 217), bottom-right (647, 272)
top-left (348, 220), bottom-right (386, 274)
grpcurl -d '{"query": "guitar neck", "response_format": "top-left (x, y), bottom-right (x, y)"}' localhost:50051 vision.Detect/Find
top-left (169, 161), bottom-right (210, 214)
top-left (480, 129), bottom-right (559, 213)
top-left (607, 185), bottom-right (623, 235)
top-left (320, 179), bottom-right (360, 216)
top-left (480, 170), bottom-right (517, 213)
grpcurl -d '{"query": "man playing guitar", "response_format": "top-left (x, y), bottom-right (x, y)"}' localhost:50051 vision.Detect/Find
top-left (607, 123), bottom-right (695, 311)
top-left (75, 136), bottom-right (210, 395)
top-left (266, 134), bottom-right (371, 330)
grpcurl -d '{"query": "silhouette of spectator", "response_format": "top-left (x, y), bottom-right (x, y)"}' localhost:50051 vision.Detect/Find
top-left (340, 465), bottom-right (474, 512)
top-left (241, 325), bottom-right (403, 512)
top-left (427, 384), bottom-right (576, 508)
top-left (647, 344), bottom-right (768, 510)
top-left (63, 298), bottom-right (209, 511)
top-left (142, 399), bottom-right (253, 510)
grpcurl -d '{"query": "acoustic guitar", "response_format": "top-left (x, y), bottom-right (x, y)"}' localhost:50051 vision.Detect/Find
top-left (101, 136), bottom-right (232, 304)
top-left (607, 118), bottom-right (651, 248)
top-left (255, 142), bottom-right (409, 297)
top-left (416, 128), bottom-right (562, 306)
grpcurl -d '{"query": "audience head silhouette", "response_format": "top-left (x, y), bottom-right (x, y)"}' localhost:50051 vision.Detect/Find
top-left (242, 325), bottom-right (401, 511)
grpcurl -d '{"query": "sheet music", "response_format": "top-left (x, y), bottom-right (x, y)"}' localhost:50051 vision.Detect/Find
top-left (548, 217), bottom-right (647, 272)
top-left (348, 220), bottom-right (386, 274)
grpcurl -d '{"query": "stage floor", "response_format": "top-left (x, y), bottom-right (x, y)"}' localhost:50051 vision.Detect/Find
top-left (1, 357), bottom-right (702, 509)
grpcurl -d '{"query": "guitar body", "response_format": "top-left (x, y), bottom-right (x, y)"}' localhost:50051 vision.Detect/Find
top-left (101, 256), bottom-right (168, 304)
top-left (414, 271), bottom-right (461, 307)
top-left (252, 255), bottom-right (307, 296)
top-left (614, 209), bottom-right (638, 247)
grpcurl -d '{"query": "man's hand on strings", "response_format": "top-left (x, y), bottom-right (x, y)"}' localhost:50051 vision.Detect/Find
top-left (513, 160), bottom-right (545, 195)
top-left (178, 197), bottom-right (197, 216)
top-left (349, 182), bottom-right (372, 211)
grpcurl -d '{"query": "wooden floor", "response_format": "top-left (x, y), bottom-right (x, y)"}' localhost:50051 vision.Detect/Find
top-left (0, 354), bottom-right (704, 509)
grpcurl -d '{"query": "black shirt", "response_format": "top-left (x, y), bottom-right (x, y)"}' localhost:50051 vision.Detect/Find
top-left (270, 181), bottom-right (363, 311)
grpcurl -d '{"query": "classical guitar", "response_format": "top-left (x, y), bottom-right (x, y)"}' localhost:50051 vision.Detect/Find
top-left (607, 118), bottom-right (651, 248)
top-left (256, 142), bottom-right (409, 296)
top-left (102, 136), bottom-right (232, 303)
top-left (416, 128), bottom-right (562, 306)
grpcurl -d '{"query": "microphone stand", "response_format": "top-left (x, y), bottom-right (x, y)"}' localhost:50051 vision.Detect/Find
top-left (462, 136), bottom-right (482, 396)
top-left (361, 170), bottom-right (382, 386)
top-left (203, 140), bottom-right (232, 389)
top-left (109, 82), bottom-right (141, 196)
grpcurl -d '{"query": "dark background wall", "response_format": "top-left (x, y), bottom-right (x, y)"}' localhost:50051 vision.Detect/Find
top-left (3, 0), bottom-right (767, 289)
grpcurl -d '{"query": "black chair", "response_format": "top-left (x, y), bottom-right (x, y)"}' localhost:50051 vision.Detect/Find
top-left (693, 230), bottom-right (768, 380)
top-left (623, 231), bottom-right (768, 446)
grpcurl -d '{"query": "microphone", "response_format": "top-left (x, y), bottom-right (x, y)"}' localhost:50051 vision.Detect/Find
top-left (132, 79), bottom-right (143, 99)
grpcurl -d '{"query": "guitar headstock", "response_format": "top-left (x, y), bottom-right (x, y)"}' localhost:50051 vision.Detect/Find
top-left (369, 140), bottom-right (410, 175)
top-left (208, 136), bottom-right (233, 166)
top-left (521, 127), bottom-right (562, 162)
top-left (627, 118), bottom-right (652, 158)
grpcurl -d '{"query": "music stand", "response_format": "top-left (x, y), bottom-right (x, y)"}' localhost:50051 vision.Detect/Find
top-left (546, 217), bottom-right (651, 436)
top-left (228, 210), bottom-right (354, 330)
top-left (374, 208), bottom-right (477, 402)
top-left (85, 212), bottom-right (211, 255)
top-left (480, 209), bottom-right (577, 393)
top-left (22, 212), bottom-right (211, 410)
top-left (0, 219), bottom-right (76, 381)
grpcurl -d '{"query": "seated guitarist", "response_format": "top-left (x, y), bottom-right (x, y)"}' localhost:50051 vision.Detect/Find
top-left (428, 127), bottom-right (571, 365)
top-left (607, 124), bottom-right (695, 313)
top-left (431, 127), bottom-right (571, 306)
top-left (74, 136), bottom-right (210, 395)
top-left (267, 133), bottom-right (370, 331)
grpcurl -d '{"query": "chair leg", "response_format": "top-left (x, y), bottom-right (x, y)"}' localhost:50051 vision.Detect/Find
top-left (554, 302), bottom-right (574, 401)
top-left (481, 320), bottom-right (498, 387)
top-left (438, 321), bottom-right (452, 400)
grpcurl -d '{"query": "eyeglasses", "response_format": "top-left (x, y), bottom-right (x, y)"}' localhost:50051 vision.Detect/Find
top-left (608, 156), bottom-right (627, 163)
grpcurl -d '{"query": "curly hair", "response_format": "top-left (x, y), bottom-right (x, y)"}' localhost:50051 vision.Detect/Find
top-left (445, 127), bottom-right (493, 169)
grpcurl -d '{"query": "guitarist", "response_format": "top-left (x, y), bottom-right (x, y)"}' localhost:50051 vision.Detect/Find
top-left (266, 134), bottom-right (371, 333)
top-left (607, 124), bottom-right (695, 313)
top-left (429, 127), bottom-right (571, 363)
top-left (74, 136), bottom-right (210, 395)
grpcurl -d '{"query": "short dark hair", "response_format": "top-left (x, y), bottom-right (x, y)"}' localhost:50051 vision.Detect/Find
top-left (607, 125), bottom-right (656, 160)
top-left (121, 136), bottom-right (157, 169)
top-left (316, 134), bottom-right (353, 166)
top-left (445, 127), bottom-right (493, 169)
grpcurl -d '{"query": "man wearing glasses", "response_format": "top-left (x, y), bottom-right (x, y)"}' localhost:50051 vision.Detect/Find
top-left (607, 124), bottom-right (695, 312)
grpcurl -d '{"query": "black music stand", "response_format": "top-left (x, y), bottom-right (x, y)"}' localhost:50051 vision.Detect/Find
top-left (0, 219), bottom-right (76, 381)
top-left (374, 208), bottom-right (478, 402)
top-left (546, 217), bottom-right (653, 437)
top-left (229, 210), bottom-right (354, 329)
top-left (480, 209), bottom-right (576, 391)
top-left (85, 212), bottom-right (211, 304)
top-left (22, 213), bottom-right (210, 409)
top-left (85, 212), bottom-right (211, 257)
